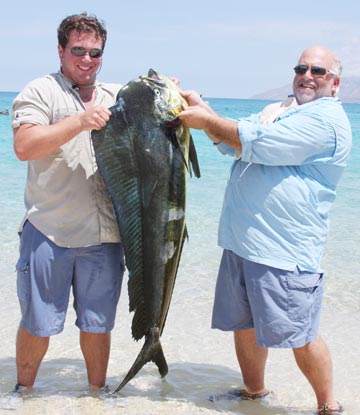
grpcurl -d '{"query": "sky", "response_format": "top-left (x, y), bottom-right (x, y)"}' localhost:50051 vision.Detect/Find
top-left (2, 0), bottom-right (360, 98)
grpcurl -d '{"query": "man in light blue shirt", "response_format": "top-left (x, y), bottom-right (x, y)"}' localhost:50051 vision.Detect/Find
top-left (219, 96), bottom-right (350, 273)
top-left (179, 46), bottom-right (351, 414)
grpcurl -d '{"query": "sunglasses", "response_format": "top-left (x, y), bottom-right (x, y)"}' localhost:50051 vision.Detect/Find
top-left (293, 64), bottom-right (336, 77)
top-left (70, 46), bottom-right (103, 58)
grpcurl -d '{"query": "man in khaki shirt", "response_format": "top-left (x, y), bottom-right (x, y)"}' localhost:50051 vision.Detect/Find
top-left (12, 12), bottom-right (124, 392)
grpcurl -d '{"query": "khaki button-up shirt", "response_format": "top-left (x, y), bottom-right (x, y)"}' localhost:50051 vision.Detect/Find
top-left (12, 71), bottom-right (122, 247)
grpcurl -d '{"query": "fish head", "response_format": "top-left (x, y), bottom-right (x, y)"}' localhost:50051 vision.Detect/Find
top-left (140, 69), bottom-right (185, 123)
top-left (114, 69), bottom-right (185, 127)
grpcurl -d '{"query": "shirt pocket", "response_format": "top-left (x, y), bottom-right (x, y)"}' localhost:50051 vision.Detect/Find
top-left (287, 272), bottom-right (323, 322)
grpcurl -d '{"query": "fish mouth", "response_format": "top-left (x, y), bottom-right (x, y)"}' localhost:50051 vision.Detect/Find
top-left (140, 69), bottom-right (167, 88)
top-left (147, 68), bottom-right (163, 81)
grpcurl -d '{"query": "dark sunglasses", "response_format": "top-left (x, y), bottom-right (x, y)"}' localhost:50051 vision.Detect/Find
top-left (293, 64), bottom-right (336, 77)
top-left (70, 46), bottom-right (103, 58)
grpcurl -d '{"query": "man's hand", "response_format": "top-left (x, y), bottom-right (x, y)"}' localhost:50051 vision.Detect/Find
top-left (178, 103), bottom-right (212, 130)
top-left (179, 90), bottom-right (217, 130)
top-left (79, 105), bottom-right (112, 131)
top-left (14, 105), bottom-right (113, 161)
top-left (178, 89), bottom-right (241, 150)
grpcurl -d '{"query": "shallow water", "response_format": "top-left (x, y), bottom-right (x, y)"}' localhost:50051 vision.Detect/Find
top-left (0, 93), bottom-right (359, 414)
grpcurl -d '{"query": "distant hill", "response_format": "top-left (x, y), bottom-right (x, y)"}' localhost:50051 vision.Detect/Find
top-left (250, 76), bottom-right (360, 104)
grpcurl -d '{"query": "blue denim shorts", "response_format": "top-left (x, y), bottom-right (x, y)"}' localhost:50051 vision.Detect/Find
top-left (16, 221), bottom-right (125, 337)
top-left (211, 249), bottom-right (324, 348)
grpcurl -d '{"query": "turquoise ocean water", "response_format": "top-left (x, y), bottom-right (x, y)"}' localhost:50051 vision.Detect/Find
top-left (0, 92), bottom-right (359, 414)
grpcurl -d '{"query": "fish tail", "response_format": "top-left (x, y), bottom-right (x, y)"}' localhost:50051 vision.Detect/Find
top-left (113, 328), bottom-right (168, 393)
top-left (152, 340), bottom-right (168, 377)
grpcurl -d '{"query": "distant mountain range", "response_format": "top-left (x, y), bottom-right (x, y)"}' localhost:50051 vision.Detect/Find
top-left (250, 76), bottom-right (360, 104)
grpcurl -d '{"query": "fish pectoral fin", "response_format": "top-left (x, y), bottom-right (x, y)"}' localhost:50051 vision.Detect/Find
top-left (113, 329), bottom-right (168, 394)
top-left (169, 128), bottom-right (190, 174)
top-left (189, 134), bottom-right (201, 178)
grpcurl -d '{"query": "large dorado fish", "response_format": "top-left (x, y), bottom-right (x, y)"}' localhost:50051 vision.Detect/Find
top-left (91, 69), bottom-right (200, 393)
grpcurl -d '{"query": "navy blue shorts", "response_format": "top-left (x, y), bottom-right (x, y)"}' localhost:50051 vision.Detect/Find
top-left (16, 221), bottom-right (125, 337)
top-left (211, 249), bottom-right (324, 348)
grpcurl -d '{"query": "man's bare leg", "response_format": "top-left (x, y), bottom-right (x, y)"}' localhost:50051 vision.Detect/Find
top-left (16, 326), bottom-right (49, 388)
top-left (80, 331), bottom-right (111, 389)
top-left (234, 329), bottom-right (269, 395)
top-left (293, 336), bottom-right (340, 411)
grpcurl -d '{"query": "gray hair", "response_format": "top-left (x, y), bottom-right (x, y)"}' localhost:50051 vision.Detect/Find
top-left (331, 57), bottom-right (343, 77)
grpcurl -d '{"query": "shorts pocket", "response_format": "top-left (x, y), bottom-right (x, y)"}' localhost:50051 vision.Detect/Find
top-left (16, 257), bottom-right (30, 302)
top-left (287, 272), bottom-right (323, 322)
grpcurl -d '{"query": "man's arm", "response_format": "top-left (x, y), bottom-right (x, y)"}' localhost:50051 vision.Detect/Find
top-left (179, 90), bottom-right (242, 152)
top-left (13, 105), bottom-right (111, 161)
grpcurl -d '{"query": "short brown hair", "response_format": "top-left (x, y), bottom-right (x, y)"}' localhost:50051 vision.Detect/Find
top-left (57, 12), bottom-right (107, 50)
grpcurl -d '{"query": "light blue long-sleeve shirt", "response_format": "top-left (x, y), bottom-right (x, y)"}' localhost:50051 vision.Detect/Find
top-left (217, 97), bottom-right (352, 272)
